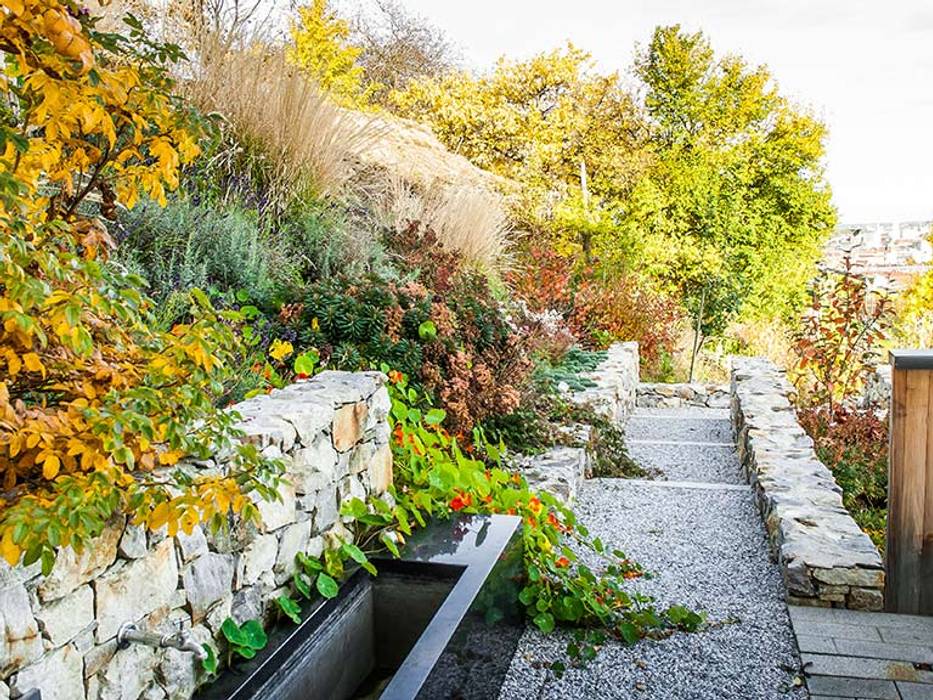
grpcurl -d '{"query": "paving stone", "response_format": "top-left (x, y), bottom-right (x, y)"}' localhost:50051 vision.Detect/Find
top-left (793, 619), bottom-right (883, 643)
top-left (898, 681), bottom-right (933, 700)
top-left (880, 627), bottom-right (933, 646)
top-left (801, 653), bottom-right (932, 684)
top-left (806, 676), bottom-right (898, 699)
top-left (796, 634), bottom-right (838, 654)
top-left (831, 639), bottom-right (933, 665)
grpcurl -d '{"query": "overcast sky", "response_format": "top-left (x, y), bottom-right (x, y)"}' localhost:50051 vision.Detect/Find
top-left (391, 0), bottom-right (933, 225)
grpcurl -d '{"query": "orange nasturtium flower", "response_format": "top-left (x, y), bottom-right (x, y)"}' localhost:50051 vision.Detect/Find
top-left (449, 491), bottom-right (472, 511)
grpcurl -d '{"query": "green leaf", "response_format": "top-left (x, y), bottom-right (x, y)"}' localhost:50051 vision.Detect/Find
top-left (240, 620), bottom-right (267, 650)
top-left (275, 595), bottom-right (302, 624)
top-left (533, 612), bottom-right (555, 634)
top-left (618, 621), bottom-right (639, 645)
top-left (379, 532), bottom-right (401, 558)
top-left (293, 572), bottom-right (312, 599)
top-left (294, 350), bottom-right (319, 376)
top-left (424, 408), bottom-right (446, 425)
top-left (220, 618), bottom-right (248, 647)
top-left (316, 573), bottom-right (339, 599)
top-left (417, 320), bottom-right (437, 340)
top-left (200, 644), bottom-right (218, 675)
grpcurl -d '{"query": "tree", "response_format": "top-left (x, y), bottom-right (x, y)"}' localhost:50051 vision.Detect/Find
top-left (0, 2), bottom-right (279, 570)
top-left (390, 43), bottom-right (647, 257)
top-left (627, 25), bottom-right (836, 341)
top-left (288, 0), bottom-right (372, 106)
top-left (349, 0), bottom-right (459, 104)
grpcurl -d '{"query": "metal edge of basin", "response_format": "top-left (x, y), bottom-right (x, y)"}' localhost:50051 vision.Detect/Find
top-left (196, 513), bottom-right (523, 700)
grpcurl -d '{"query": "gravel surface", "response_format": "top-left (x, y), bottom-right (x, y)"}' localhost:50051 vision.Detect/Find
top-left (625, 412), bottom-right (734, 444)
top-left (627, 442), bottom-right (742, 484)
top-left (498, 409), bottom-right (805, 700)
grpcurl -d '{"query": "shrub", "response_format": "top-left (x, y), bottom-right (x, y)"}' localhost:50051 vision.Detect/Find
top-left (569, 271), bottom-right (682, 369)
top-left (293, 269), bottom-right (532, 433)
top-left (0, 5), bottom-right (278, 568)
top-left (507, 246), bottom-right (574, 315)
top-left (798, 407), bottom-right (888, 550)
top-left (116, 198), bottom-right (281, 316)
top-left (792, 257), bottom-right (894, 413)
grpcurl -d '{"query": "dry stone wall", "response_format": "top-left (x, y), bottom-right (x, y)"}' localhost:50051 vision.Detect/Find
top-left (636, 382), bottom-right (730, 409)
top-left (521, 342), bottom-right (640, 503)
top-left (0, 371), bottom-right (392, 700)
top-left (731, 358), bottom-right (885, 611)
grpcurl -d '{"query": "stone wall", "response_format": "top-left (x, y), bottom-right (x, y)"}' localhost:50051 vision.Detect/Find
top-left (731, 358), bottom-right (885, 611)
top-left (636, 382), bottom-right (730, 409)
top-left (567, 341), bottom-right (639, 424)
top-left (523, 342), bottom-right (640, 503)
top-left (0, 371), bottom-right (392, 700)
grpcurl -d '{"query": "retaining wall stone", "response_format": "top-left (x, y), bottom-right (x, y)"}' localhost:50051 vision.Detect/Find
top-left (636, 382), bottom-right (730, 409)
top-left (522, 342), bottom-right (639, 502)
top-left (1, 370), bottom-right (392, 700)
top-left (731, 357), bottom-right (884, 610)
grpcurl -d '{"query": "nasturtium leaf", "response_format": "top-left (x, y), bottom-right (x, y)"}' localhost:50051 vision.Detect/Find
top-left (316, 573), bottom-right (339, 599)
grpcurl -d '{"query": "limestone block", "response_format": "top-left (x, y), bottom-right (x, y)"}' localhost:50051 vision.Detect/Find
top-left (10, 644), bottom-right (83, 700)
top-left (237, 415), bottom-right (298, 452)
top-left (182, 553), bottom-right (234, 624)
top-left (230, 586), bottom-right (262, 625)
top-left (310, 487), bottom-right (339, 533)
top-left (0, 580), bottom-right (43, 675)
top-left (39, 523), bottom-right (122, 602)
top-left (368, 443), bottom-right (393, 495)
top-left (848, 586), bottom-right (884, 611)
top-left (274, 521), bottom-right (311, 585)
top-left (175, 527), bottom-right (208, 564)
top-left (238, 534), bottom-right (278, 587)
top-left (811, 566), bottom-right (884, 589)
top-left (290, 434), bottom-right (339, 495)
top-left (157, 645), bottom-right (198, 700)
top-left (94, 643), bottom-right (157, 700)
top-left (118, 525), bottom-right (147, 560)
top-left (83, 638), bottom-right (117, 678)
top-left (35, 584), bottom-right (93, 647)
top-left (252, 479), bottom-right (297, 533)
top-left (332, 402), bottom-right (368, 452)
top-left (94, 539), bottom-right (178, 642)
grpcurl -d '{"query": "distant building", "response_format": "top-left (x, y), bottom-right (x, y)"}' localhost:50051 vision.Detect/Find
top-left (823, 221), bottom-right (932, 289)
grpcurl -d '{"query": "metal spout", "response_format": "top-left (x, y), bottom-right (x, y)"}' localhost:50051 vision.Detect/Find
top-left (117, 621), bottom-right (208, 661)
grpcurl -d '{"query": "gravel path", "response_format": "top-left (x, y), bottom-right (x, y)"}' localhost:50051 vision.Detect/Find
top-left (499, 408), bottom-right (805, 700)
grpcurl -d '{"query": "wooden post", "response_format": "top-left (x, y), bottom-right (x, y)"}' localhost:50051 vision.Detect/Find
top-left (886, 350), bottom-right (933, 614)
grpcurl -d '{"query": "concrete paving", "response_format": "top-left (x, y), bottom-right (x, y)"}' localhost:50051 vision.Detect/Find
top-left (789, 605), bottom-right (933, 700)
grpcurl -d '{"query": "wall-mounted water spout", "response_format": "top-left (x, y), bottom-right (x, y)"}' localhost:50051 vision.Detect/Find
top-left (117, 621), bottom-right (208, 661)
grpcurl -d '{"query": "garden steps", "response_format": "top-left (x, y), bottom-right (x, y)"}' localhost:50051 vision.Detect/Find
top-left (499, 405), bottom-right (806, 699)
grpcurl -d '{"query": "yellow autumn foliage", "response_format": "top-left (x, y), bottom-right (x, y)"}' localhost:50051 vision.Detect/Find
top-left (0, 1), bottom-right (279, 571)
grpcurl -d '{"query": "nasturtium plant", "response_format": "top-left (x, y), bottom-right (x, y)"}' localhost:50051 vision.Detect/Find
top-left (0, 1), bottom-right (281, 570)
top-left (220, 618), bottom-right (268, 660)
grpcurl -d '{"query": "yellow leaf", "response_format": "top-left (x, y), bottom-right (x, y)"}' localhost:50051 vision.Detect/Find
top-left (23, 353), bottom-right (45, 376)
top-left (0, 530), bottom-right (20, 567)
top-left (42, 454), bottom-right (60, 480)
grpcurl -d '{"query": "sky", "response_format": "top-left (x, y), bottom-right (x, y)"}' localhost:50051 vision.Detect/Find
top-left (392, 0), bottom-right (933, 225)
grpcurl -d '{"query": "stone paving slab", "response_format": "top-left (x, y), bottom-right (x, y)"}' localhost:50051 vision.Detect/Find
top-left (789, 605), bottom-right (933, 700)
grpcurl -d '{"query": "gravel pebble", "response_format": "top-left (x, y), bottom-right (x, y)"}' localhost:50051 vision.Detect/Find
top-left (625, 412), bottom-right (734, 444)
top-left (498, 409), bottom-right (804, 700)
